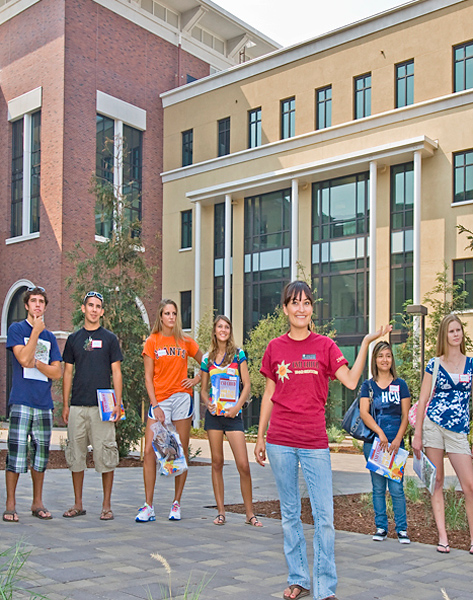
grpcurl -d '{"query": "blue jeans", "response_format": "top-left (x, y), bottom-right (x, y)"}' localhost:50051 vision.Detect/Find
top-left (363, 442), bottom-right (407, 532)
top-left (266, 443), bottom-right (337, 600)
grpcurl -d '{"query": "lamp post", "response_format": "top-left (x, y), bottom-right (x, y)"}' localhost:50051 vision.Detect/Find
top-left (405, 304), bottom-right (428, 380)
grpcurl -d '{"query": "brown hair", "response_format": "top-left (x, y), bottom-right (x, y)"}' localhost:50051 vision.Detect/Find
top-left (371, 341), bottom-right (397, 381)
top-left (151, 299), bottom-right (185, 342)
top-left (436, 314), bottom-right (466, 356)
top-left (281, 281), bottom-right (315, 331)
top-left (208, 315), bottom-right (238, 367)
top-left (24, 287), bottom-right (48, 307)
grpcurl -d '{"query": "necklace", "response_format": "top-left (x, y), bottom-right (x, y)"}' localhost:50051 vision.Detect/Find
top-left (215, 352), bottom-right (226, 367)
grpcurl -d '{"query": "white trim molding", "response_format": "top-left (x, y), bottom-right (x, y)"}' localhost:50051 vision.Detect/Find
top-left (8, 87), bottom-right (42, 122)
top-left (0, 279), bottom-right (34, 340)
top-left (96, 91), bottom-right (147, 131)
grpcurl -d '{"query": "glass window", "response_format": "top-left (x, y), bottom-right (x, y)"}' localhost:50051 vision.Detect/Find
top-left (316, 86), bottom-right (332, 130)
top-left (248, 108), bottom-right (262, 148)
top-left (96, 116), bottom-right (143, 239)
top-left (453, 149), bottom-right (473, 203)
top-left (453, 259), bottom-right (473, 309)
top-left (218, 117), bottom-right (230, 157)
top-left (182, 129), bottom-right (193, 167)
top-left (10, 111), bottom-right (41, 238)
top-left (181, 209), bottom-right (192, 249)
top-left (354, 73), bottom-right (371, 119)
top-left (280, 97), bottom-right (295, 140)
top-left (454, 40), bottom-right (473, 92)
top-left (312, 173), bottom-right (369, 338)
top-left (214, 202), bottom-right (225, 316)
top-left (396, 60), bottom-right (414, 108)
top-left (390, 163), bottom-right (414, 332)
top-left (244, 189), bottom-right (291, 334)
top-left (181, 291), bottom-right (192, 329)
top-left (6, 286), bottom-right (28, 403)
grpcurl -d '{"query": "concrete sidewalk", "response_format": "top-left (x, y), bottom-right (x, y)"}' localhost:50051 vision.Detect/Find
top-left (0, 448), bottom-right (470, 600)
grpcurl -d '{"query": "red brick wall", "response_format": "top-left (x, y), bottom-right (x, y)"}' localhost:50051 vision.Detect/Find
top-left (0, 0), bottom-right (209, 413)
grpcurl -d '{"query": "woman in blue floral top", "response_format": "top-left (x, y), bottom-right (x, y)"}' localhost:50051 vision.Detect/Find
top-left (412, 314), bottom-right (473, 554)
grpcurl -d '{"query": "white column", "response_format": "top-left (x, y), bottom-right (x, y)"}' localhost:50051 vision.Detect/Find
top-left (193, 200), bottom-right (202, 427)
top-left (194, 200), bottom-right (202, 331)
top-left (291, 179), bottom-right (299, 280)
top-left (22, 113), bottom-right (32, 235)
top-left (368, 161), bottom-right (377, 376)
top-left (413, 151), bottom-right (422, 305)
top-left (369, 161), bottom-right (377, 334)
top-left (224, 194), bottom-right (232, 318)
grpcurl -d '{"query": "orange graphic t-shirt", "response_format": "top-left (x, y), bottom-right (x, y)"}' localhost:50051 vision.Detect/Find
top-left (142, 333), bottom-right (199, 403)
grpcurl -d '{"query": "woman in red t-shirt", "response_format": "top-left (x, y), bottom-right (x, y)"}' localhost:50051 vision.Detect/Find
top-left (255, 281), bottom-right (390, 600)
top-left (135, 299), bottom-right (202, 523)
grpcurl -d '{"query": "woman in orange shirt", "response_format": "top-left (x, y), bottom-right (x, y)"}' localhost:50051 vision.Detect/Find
top-left (135, 299), bottom-right (202, 523)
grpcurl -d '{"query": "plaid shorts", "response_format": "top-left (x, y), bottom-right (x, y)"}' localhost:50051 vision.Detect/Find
top-left (7, 404), bottom-right (53, 473)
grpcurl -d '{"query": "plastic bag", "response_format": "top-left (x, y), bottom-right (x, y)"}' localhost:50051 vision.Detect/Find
top-left (151, 421), bottom-right (188, 477)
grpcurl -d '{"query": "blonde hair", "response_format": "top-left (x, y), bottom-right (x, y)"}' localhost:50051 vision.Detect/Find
top-left (437, 314), bottom-right (466, 356)
top-left (151, 299), bottom-right (185, 342)
top-left (208, 315), bottom-right (238, 368)
top-left (371, 341), bottom-right (397, 381)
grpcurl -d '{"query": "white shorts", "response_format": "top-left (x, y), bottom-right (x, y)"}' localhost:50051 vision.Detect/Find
top-left (423, 415), bottom-right (471, 455)
top-left (148, 392), bottom-right (193, 423)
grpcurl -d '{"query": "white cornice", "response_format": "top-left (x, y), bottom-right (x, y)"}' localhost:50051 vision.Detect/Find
top-left (0, 0), bottom-right (40, 26)
top-left (162, 0), bottom-right (466, 107)
top-left (184, 136), bottom-right (438, 204)
top-left (162, 89), bottom-right (473, 184)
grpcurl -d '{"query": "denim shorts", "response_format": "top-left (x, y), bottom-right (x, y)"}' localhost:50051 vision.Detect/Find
top-left (204, 410), bottom-right (244, 432)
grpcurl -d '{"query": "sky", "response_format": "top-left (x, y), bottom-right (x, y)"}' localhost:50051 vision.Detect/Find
top-left (215, 0), bottom-right (409, 47)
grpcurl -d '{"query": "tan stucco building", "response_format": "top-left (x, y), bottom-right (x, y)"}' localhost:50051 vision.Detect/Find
top-left (161, 0), bottom-right (473, 419)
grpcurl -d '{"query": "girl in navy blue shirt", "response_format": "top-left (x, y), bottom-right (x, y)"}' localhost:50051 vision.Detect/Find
top-left (360, 341), bottom-right (411, 544)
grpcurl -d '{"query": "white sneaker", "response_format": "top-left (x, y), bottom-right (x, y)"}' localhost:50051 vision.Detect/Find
top-left (169, 501), bottom-right (181, 521)
top-left (397, 531), bottom-right (411, 544)
top-left (372, 528), bottom-right (387, 541)
top-left (135, 503), bottom-right (155, 522)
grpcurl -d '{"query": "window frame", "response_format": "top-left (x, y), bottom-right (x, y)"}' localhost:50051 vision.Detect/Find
top-left (316, 85), bottom-right (332, 130)
top-left (248, 107), bottom-right (262, 149)
top-left (395, 59), bottom-right (414, 108)
top-left (182, 129), bottom-right (193, 167)
top-left (453, 40), bottom-right (473, 93)
top-left (180, 290), bottom-right (192, 330)
top-left (280, 96), bottom-right (295, 140)
top-left (181, 209), bottom-right (193, 250)
top-left (217, 117), bottom-right (230, 157)
top-left (354, 73), bottom-right (371, 120)
top-left (453, 258), bottom-right (473, 310)
top-left (453, 149), bottom-right (473, 204)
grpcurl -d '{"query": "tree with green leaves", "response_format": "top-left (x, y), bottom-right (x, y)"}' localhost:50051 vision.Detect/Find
top-left (66, 142), bottom-right (156, 457)
top-left (396, 263), bottom-right (472, 407)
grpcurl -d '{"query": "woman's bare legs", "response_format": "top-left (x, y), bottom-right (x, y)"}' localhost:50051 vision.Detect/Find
top-left (226, 430), bottom-right (255, 522)
top-left (208, 429), bottom-right (226, 520)
top-left (143, 417), bottom-right (157, 506)
top-left (172, 416), bottom-right (192, 504)
top-left (448, 452), bottom-right (473, 546)
top-left (425, 447), bottom-right (447, 547)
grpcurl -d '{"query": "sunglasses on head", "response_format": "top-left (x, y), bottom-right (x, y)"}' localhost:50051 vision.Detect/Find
top-left (83, 291), bottom-right (104, 303)
top-left (27, 286), bottom-right (46, 292)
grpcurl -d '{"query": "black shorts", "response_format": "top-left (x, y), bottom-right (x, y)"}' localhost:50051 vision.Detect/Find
top-left (204, 410), bottom-right (245, 433)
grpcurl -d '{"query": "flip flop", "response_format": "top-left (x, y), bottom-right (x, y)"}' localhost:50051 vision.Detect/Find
top-left (213, 514), bottom-right (226, 526)
top-left (100, 509), bottom-right (114, 521)
top-left (3, 510), bottom-right (19, 523)
top-left (245, 515), bottom-right (263, 527)
top-left (283, 584), bottom-right (310, 599)
top-left (32, 507), bottom-right (52, 520)
top-left (63, 507), bottom-right (86, 518)
top-left (470, 544), bottom-right (473, 555)
top-left (436, 543), bottom-right (450, 554)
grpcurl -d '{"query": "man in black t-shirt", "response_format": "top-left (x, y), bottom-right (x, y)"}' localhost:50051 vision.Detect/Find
top-left (62, 291), bottom-right (123, 521)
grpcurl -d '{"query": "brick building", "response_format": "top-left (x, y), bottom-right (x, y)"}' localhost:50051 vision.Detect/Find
top-left (0, 0), bottom-right (278, 412)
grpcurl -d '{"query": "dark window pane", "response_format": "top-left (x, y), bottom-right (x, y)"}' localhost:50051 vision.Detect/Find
top-left (181, 291), bottom-right (192, 329)
top-left (182, 129), bottom-right (193, 166)
top-left (181, 209), bottom-right (192, 249)
top-left (248, 107), bottom-right (262, 148)
top-left (218, 117), bottom-right (230, 156)
top-left (454, 149), bottom-right (473, 203)
top-left (281, 97), bottom-right (295, 139)
top-left (95, 114), bottom-right (114, 237)
top-left (11, 119), bottom-right (24, 237)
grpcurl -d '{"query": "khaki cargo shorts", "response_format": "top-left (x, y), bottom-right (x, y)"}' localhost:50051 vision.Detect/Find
top-left (423, 415), bottom-right (471, 455)
top-left (65, 406), bottom-right (119, 473)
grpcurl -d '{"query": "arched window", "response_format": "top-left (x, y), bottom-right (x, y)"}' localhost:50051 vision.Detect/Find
top-left (5, 286), bottom-right (28, 407)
